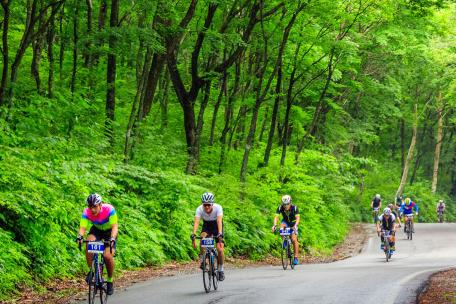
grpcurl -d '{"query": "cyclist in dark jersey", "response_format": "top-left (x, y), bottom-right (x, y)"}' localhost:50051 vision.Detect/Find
top-left (272, 195), bottom-right (300, 265)
top-left (388, 203), bottom-right (401, 227)
top-left (376, 207), bottom-right (396, 252)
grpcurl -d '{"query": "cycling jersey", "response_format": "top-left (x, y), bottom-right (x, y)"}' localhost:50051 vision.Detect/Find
top-left (276, 205), bottom-right (299, 226)
top-left (372, 197), bottom-right (381, 208)
top-left (378, 214), bottom-right (396, 231)
top-left (436, 203), bottom-right (445, 212)
top-left (400, 202), bottom-right (418, 215)
top-left (80, 204), bottom-right (118, 231)
top-left (195, 203), bottom-right (223, 242)
top-left (195, 203), bottom-right (223, 222)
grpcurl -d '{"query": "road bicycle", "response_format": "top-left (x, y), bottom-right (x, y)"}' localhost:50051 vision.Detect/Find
top-left (379, 230), bottom-right (394, 262)
top-left (437, 210), bottom-right (444, 223)
top-left (79, 240), bottom-right (112, 304)
top-left (194, 236), bottom-right (220, 293)
top-left (372, 207), bottom-right (380, 224)
top-left (404, 214), bottom-right (414, 240)
top-left (277, 228), bottom-right (295, 270)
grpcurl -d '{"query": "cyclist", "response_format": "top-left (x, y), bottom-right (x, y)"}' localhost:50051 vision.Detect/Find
top-left (376, 207), bottom-right (396, 252)
top-left (191, 192), bottom-right (225, 281)
top-left (76, 193), bottom-right (118, 295)
top-left (388, 203), bottom-right (401, 228)
top-left (371, 194), bottom-right (382, 223)
top-left (436, 200), bottom-right (446, 219)
top-left (400, 197), bottom-right (419, 233)
top-left (272, 195), bottom-right (300, 265)
top-left (395, 196), bottom-right (403, 221)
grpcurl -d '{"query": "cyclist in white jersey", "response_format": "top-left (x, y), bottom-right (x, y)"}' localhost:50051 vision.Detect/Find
top-left (191, 192), bottom-right (225, 281)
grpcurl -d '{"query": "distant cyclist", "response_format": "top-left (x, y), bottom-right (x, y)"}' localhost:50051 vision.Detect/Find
top-left (371, 194), bottom-right (382, 222)
top-left (436, 200), bottom-right (446, 221)
top-left (400, 197), bottom-right (419, 232)
top-left (388, 203), bottom-right (401, 228)
top-left (376, 207), bottom-right (396, 252)
top-left (76, 193), bottom-right (118, 295)
top-left (272, 195), bottom-right (300, 265)
top-left (191, 192), bottom-right (225, 281)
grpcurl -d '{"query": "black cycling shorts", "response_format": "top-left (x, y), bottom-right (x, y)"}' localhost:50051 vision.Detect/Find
top-left (201, 221), bottom-right (224, 244)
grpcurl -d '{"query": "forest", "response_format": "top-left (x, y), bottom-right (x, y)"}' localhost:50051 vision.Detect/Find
top-left (0, 0), bottom-right (455, 299)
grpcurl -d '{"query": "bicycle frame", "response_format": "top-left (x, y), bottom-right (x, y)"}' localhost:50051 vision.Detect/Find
top-left (195, 236), bottom-right (220, 293)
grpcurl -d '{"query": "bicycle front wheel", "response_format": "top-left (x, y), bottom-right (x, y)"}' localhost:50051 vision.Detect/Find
top-left (88, 262), bottom-right (97, 304)
top-left (288, 241), bottom-right (295, 270)
top-left (202, 253), bottom-right (212, 293)
top-left (281, 241), bottom-right (288, 270)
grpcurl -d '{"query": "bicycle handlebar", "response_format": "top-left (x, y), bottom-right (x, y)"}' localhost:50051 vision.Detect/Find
top-left (78, 239), bottom-right (113, 254)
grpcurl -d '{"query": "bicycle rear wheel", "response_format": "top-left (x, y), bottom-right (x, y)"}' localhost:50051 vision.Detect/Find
top-left (384, 242), bottom-right (390, 262)
top-left (202, 253), bottom-right (212, 293)
top-left (281, 240), bottom-right (288, 270)
top-left (212, 253), bottom-right (219, 290)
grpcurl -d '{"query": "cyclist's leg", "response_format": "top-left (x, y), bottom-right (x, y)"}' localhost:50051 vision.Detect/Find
top-left (104, 245), bottom-right (116, 280)
top-left (86, 229), bottom-right (97, 267)
top-left (291, 231), bottom-right (299, 256)
top-left (199, 231), bottom-right (208, 262)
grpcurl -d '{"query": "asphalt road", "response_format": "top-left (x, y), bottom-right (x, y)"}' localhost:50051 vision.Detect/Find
top-left (88, 223), bottom-right (456, 304)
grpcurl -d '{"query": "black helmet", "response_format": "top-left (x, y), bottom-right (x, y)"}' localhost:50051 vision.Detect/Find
top-left (86, 193), bottom-right (102, 207)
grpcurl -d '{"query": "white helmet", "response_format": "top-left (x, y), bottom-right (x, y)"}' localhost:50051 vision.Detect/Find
top-left (201, 192), bottom-right (215, 204)
top-left (383, 207), bottom-right (391, 215)
top-left (375, 194), bottom-right (381, 199)
top-left (281, 195), bottom-right (292, 205)
top-left (439, 200), bottom-right (444, 204)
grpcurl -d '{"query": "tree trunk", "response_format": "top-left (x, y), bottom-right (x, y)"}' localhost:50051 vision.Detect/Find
top-left (141, 53), bottom-right (165, 119)
top-left (160, 68), bottom-right (170, 128)
top-left (6, 0), bottom-right (63, 113)
top-left (209, 72), bottom-right (227, 146)
top-left (105, 0), bottom-right (119, 146)
top-left (84, 0), bottom-right (93, 67)
top-left (0, 1), bottom-right (10, 106)
top-left (263, 65), bottom-right (282, 165)
top-left (400, 118), bottom-right (405, 172)
top-left (47, 10), bottom-right (55, 98)
top-left (31, 1), bottom-right (45, 94)
top-left (58, 3), bottom-right (65, 81)
top-left (295, 47), bottom-right (335, 163)
top-left (92, 0), bottom-right (107, 65)
top-left (280, 44), bottom-right (300, 166)
top-left (258, 106), bottom-right (269, 143)
top-left (219, 59), bottom-right (240, 173)
top-left (396, 104), bottom-right (418, 197)
top-left (70, 0), bottom-right (79, 94)
top-left (240, 101), bottom-right (261, 182)
top-left (431, 99), bottom-right (443, 193)
top-left (124, 48), bottom-right (153, 163)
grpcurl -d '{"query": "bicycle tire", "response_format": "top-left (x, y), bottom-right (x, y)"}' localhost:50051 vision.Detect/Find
top-left (384, 241), bottom-right (390, 262)
top-left (288, 240), bottom-right (295, 270)
top-left (88, 262), bottom-right (97, 304)
top-left (100, 284), bottom-right (108, 304)
top-left (212, 252), bottom-right (219, 290)
top-left (281, 240), bottom-right (288, 270)
top-left (410, 221), bottom-right (413, 240)
top-left (202, 253), bottom-right (212, 293)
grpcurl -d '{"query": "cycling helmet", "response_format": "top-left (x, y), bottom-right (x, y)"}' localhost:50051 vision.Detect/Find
top-left (383, 207), bottom-right (391, 215)
top-left (388, 203), bottom-right (394, 210)
top-left (201, 192), bottom-right (215, 204)
top-left (405, 198), bottom-right (411, 205)
top-left (86, 193), bottom-right (102, 207)
top-left (375, 194), bottom-right (381, 199)
top-left (439, 200), bottom-right (444, 204)
top-left (281, 195), bottom-right (292, 205)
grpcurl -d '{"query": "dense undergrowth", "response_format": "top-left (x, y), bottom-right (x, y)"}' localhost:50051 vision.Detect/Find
top-left (0, 99), bottom-right (453, 300)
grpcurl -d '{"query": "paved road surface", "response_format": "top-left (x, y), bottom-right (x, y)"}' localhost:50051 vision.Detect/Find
top-left (82, 223), bottom-right (456, 304)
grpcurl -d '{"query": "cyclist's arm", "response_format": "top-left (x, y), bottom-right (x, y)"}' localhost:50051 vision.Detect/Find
top-left (216, 215), bottom-right (223, 235)
top-left (273, 214), bottom-right (280, 227)
top-left (414, 204), bottom-right (419, 214)
top-left (111, 223), bottom-right (118, 239)
top-left (78, 215), bottom-right (90, 237)
top-left (295, 214), bottom-right (300, 227)
top-left (192, 216), bottom-right (201, 235)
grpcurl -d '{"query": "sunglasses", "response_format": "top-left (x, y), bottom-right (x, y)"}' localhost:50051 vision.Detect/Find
top-left (203, 204), bottom-right (213, 207)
